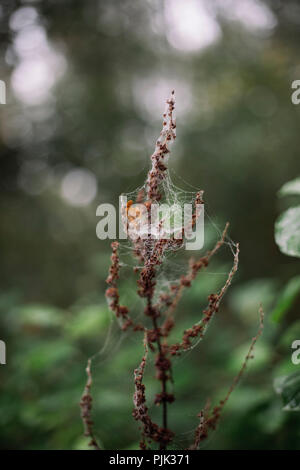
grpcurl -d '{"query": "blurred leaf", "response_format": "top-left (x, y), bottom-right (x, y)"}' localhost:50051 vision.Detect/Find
top-left (256, 400), bottom-right (285, 434)
top-left (187, 263), bottom-right (232, 304)
top-left (66, 304), bottom-right (110, 339)
top-left (72, 436), bottom-right (93, 450)
top-left (20, 403), bottom-right (44, 427)
top-left (227, 342), bottom-right (272, 374)
top-left (19, 340), bottom-right (77, 372)
top-left (271, 276), bottom-right (300, 323)
top-left (275, 206), bottom-right (300, 258)
top-left (279, 321), bottom-right (300, 349)
top-left (229, 278), bottom-right (276, 324)
top-left (16, 304), bottom-right (65, 329)
top-left (272, 357), bottom-right (298, 378)
top-left (98, 389), bottom-right (131, 410)
top-left (274, 371), bottom-right (300, 411)
top-left (278, 177), bottom-right (300, 197)
top-left (124, 442), bottom-right (141, 450)
top-left (221, 386), bottom-right (270, 413)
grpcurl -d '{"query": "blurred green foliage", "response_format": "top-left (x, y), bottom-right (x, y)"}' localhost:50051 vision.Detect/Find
top-left (273, 175), bottom-right (300, 417)
top-left (0, 0), bottom-right (300, 450)
top-left (275, 177), bottom-right (300, 258)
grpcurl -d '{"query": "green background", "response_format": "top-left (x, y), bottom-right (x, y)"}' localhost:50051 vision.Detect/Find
top-left (0, 0), bottom-right (300, 450)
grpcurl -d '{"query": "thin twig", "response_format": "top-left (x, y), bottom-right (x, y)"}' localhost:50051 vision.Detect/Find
top-left (189, 306), bottom-right (264, 449)
top-left (80, 359), bottom-right (101, 450)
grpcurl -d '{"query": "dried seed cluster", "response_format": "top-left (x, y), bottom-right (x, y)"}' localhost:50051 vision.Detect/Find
top-left (146, 90), bottom-right (176, 202)
top-left (106, 241), bottom-right (143, 332)
top-left (132, 337), bottom-right (174, 449)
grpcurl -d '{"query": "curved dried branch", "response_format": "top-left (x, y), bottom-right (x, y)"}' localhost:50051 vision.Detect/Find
top-left (169, 240), bottom-right (239, 355)
top-left (189, 306), bottom-right (264, 450)
top-left (80, 359), bottom-right (101, 450)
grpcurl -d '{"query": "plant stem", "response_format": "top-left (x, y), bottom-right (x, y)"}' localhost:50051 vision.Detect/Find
top-left (152, 313), bottom-right (168, 450)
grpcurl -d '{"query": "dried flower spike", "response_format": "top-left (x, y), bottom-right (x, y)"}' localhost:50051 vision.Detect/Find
top-left (81, 92), bottom-right (264, 451)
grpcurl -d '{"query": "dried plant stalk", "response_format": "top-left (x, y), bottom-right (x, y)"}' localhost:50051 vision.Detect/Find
top-left (81, 92), bottom-right (264, 450)
top-left (80, 359), bottom-right (101, 450)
